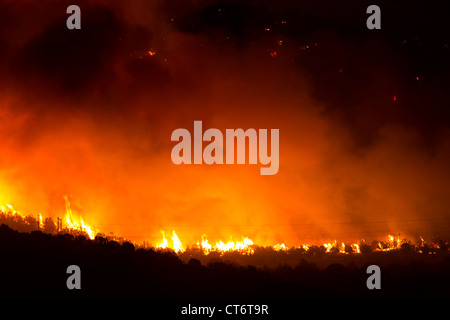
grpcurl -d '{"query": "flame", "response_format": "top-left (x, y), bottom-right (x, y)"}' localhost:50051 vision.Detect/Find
top-left (323, 242), bottom-right (332, 252)
top-left (214, 237), bottom-right (254, 254)
top-left (1, 204), bottom-right (23, 217)
top-left (374, 234), bottom-right (403, 251)
top-left (200, 234), bottom-right (212, 253)
top-left (171, 230), bottom-right (184, 253)
top-left (0, 202), bottom-right (448, 256)
top-left (0, 203), bottom-right (28, 223)
top-left (301, 244), bottom-right (310, 251)
top-left (80, 217), bottom-right (95, 240)
top-left (38, 213), bottom-right (43, 230)
top-left (155, 230), bottom-right (185, 253)
top-left (274, 243), bottom-right (287, 251)
top-left (321, 241), bottom-right (361, 254)
top-left (420, 236), bottom-right (425, 245)
top-left (62, 195), bottom-right (96, 240)
top-left (156, 230), bottom-right (169, 249)
top-left (0, 199), bottom-right (96, 239)
top-left (156, 232), bottom-right (254, 254)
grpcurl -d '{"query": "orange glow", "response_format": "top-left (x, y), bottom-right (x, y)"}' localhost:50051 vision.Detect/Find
top-left (1, 63), bottom-right (448, 251)
top-left (1, 202), bottom-right (447, 255)
top-left (0, 2), bottom-right (448, 254)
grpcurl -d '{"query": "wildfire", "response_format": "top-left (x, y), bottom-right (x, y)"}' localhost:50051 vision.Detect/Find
top-left (196, 234), bottom-right (212, 253)
top-left (152, 233), bottom-right (415, 256)
top-left (0, 202), bottom-right (448, 256)
top-left (273, 243), bottom-right (287, 251)
top-left (1, 204), bottom-right (24, 218)
top-left (157, 232), bottom-right (254, 254)
top-left (0, 198), bottom-right (96, 240)
top-left (375, 234), bottom-right (402, 251)
top-left (156, 230), bottom-right (169, 249)
top-left (38, 213), bottom-right (43, 230)
top-left (215, 237), bottom-right (254, 253)
top-left (62, 195), bottom-right (96, 240)
top-left (171, 230), bottom-right (184, 253)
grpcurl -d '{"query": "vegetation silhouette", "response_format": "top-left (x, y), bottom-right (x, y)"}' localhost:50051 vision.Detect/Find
top-left (0, 223), bottom-right (449, 300)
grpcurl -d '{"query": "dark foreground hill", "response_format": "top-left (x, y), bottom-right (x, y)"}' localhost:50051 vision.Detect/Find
top-left (0, 224), bottom-right (449, 301)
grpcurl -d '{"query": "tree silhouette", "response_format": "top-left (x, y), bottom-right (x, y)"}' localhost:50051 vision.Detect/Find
top-left (43, 217), bottom-right (56, 234)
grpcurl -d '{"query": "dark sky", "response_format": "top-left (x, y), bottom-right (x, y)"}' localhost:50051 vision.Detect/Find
top-left (0, 0), bottom-right (449, 245)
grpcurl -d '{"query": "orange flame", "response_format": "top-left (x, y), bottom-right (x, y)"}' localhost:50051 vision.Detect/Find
top-left (62, 195), bottom-right (96, 240)
top-left (1, 202), bottom-right (447, 256)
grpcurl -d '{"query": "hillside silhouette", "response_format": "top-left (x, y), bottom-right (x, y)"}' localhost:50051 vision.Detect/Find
top-left (0, 223), bottom-right (449, 300)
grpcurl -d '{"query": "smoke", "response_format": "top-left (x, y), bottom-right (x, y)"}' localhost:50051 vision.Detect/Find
top-left (0, 0), bottom-right (449, 245)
